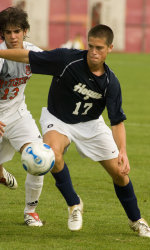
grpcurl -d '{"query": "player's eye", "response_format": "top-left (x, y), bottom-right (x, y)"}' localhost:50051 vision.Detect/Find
top-left (95, 46), bottom-right (104, 51)
top-left (4, 29), bottom-right (22, 34)
top-left (14, 29), bottom-right (21, 33)
top-left (88, 44), bottom-right (93, 49)
top-left (5, 30), bottom-right (11, 35)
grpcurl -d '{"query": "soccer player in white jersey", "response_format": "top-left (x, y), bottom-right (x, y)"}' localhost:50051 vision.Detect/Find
top-left (1, 24), bottom-right (150, 237)
top-left (0, 7), bottom-right (44, 226)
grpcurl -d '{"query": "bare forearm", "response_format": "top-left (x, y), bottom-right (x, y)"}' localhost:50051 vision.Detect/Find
top-left (0, 49), bottom-right (29, 63)
top-left (112, 122), bottom-right (130, 175)
top-left (111, 122), bottom-right (126, 152)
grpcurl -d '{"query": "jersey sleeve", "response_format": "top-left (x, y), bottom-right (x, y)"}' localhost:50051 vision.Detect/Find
top-left (25, 43), bottom-right (43, 52)
top-left (29, 49), bottom-right (67, 76)
top-left (106, 75), bottom-right (126, 126)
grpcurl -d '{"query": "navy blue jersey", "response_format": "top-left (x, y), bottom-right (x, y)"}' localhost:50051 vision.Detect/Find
top-left (29, 48), bottom-right (126, 125)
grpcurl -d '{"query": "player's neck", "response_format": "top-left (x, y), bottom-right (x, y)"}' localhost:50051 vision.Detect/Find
top-left (88, 62), bottom-right (105, 77)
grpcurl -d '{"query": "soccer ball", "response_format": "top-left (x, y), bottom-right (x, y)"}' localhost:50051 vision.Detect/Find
top-left (21, 142), bottom-right (55, 176)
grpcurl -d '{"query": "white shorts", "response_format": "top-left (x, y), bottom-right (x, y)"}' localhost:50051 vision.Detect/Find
top-left (40, 107), bottom-right (119, 162)
top-left (0, 103), bottom-right (42, 164)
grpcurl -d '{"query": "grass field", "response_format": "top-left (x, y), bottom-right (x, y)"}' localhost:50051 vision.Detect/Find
top-left (1, 53), bottom-right (150, 250)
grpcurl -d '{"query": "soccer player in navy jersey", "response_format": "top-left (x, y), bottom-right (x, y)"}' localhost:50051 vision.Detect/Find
top-left (0, 24), bottom-right (150, 237)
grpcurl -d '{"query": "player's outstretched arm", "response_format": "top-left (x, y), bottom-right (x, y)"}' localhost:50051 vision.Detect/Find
top-left (0, 49), bottom-right (29, 64)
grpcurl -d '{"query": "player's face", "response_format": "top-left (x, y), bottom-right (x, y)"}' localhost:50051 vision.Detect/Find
top-left (87, 36), bottom-right (113, 66)
top-left (3, 25), bottom-right (27, 49)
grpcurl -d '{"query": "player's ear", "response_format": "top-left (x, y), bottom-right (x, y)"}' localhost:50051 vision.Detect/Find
top-left (23, 29), bottom-right (28, 39)
top-left (108, 44), bottom-right (113, 53)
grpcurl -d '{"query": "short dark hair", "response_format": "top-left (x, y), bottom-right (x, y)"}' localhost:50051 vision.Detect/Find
top-left (88, 24), bottom-right (114, 46)
top-left (0, 7), bottom-right (30, 40)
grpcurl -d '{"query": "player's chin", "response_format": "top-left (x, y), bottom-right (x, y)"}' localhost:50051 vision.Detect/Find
top-left (92, 57), bottom-right (104, 65)
top-left (10, 43), bottom-right (20, 49)
top-left (91, 59), bottom-right (101, 66)
top-left (12, 46), bottom-right (20, 49)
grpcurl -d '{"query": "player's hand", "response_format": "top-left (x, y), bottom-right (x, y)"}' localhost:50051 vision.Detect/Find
top-left (0, 121), bottom-right (6, 136)
top-left (118, 151), bottom-right (130, 175)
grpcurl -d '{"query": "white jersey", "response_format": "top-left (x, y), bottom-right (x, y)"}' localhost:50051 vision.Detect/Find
top-left (0, 41), bottom-right (42, 118)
